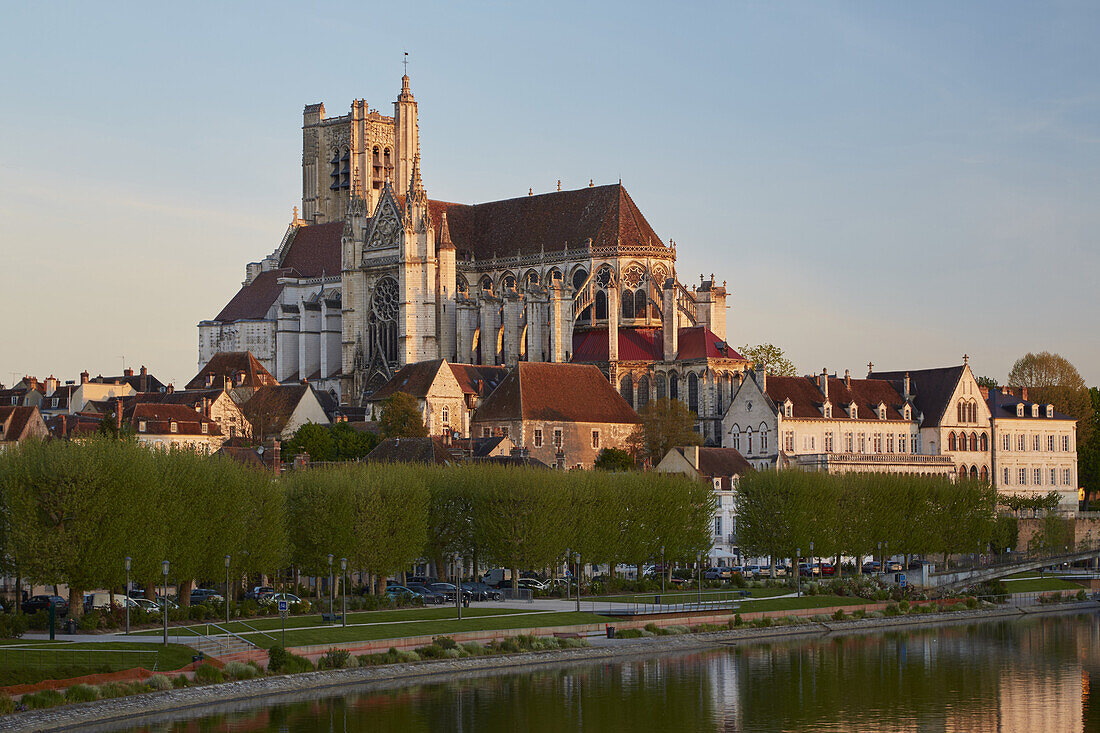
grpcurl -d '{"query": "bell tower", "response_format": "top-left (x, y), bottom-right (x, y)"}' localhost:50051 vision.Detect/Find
top-left (393, 74), bottom-right (419, 198)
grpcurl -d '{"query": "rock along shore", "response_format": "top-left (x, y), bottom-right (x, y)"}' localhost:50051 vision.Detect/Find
top-left (3, 601), bottom-right (1096, 733)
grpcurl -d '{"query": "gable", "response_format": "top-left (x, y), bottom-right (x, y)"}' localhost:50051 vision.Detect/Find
top-left (365, 190), bottom-right (403, 252)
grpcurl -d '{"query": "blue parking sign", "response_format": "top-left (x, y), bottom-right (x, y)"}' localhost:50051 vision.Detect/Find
top-left (898, 573), bottom-right (907, 588)
top-left (277, 600), bottom-right (288, 612)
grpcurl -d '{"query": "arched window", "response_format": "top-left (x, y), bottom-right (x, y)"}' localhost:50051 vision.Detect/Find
top-left (980, 465), bottom-right (989, 483)
top-left (383, 147), bottom-right (393, 179)
top-left (501, 273), bottom-right (517, 292)
top-left (479, 276), bottom-right (493, 295)
top-left (655, 373), bottom-right (667, 401)
top-left (548, 268), bottom-right (563, 285)
top-left (959, 464), bottom-right (968, 481)
top-left (635, 289), bottom-right (648, 319)
top-left (947, 432), bottom-right (957, 451)
top-left (636, 376), bottom-right (650, 410)
top-left (456, 275), bottom-right (469, 296)
top-left (572, 268), bottom-right (590, 321)
top-left (670, 373), bottom-right (679, 401)
top-left (970, 465), bottom-right (979, 480)
top-left (746, 427), bottom-right (754, 455)
top-left (524, 270), bottom-right (539, 289)
top-left (980, 432), bottom-right (989, 452)
top-left (958, 401), bottom-right (965, 423)
top-left (594, 290), bottom-right (608, 319)
top-left (760, 426), bottom-right (769, 452)
top-left (620, 374), bottom-right (634, 409)
top-left (970, 432), bottom-right (978, 451)
top-left (367, 277), bottom-right (399, 368)
top-left (687, 373), bottom-right (699, 413)
top-left (622, 290), bottom-right (635, 319)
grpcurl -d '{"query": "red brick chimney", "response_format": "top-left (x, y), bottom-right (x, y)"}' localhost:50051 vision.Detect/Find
top-left (123, 367), bottom-right (133, 378)
top-left (166, 383), bottom-right (174, 394)
top-left (116, 398), bottom-right (123, 433)
top-left (1021, 387), bottom-right (1028, 401)
top-left (80, 371), bottom-right (89, 385)
top-left (273, 440), bottom-right (281, 475)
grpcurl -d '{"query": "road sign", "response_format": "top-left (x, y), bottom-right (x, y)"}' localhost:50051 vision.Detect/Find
top-left (898, 573), bottom-right (907, 589)
top-left (277, 599), bottom-right (288, 613)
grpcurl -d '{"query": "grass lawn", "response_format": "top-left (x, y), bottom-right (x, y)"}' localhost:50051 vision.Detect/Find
top-left (0, 642), bottom-right (196, 685)
top-left (1001, 576), bottom-right (1084, 593)
top-left (742, 595), bottom-right (868, 613)
top-left (245, 611), bottom-right (613, 648)
top-left (588, 587), bottom-right (791, 604)
top-left (132, 606), bottom-right (543, 638)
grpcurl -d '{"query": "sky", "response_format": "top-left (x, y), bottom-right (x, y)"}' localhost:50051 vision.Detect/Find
top-left (1, 1), bottom-right (1098, 388)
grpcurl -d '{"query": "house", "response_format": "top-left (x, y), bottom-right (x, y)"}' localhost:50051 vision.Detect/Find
top-left (656, 445), bottom-right (753, 565)
top-left (127, 403), bottom-right (225, 454)
top-left (131, 388), bottom-right (253, 442)
top-left (240, 384), bottom-right (330, 442)
top-left (66, 371), bottom-right (137, 414)
top-left (0, 406), bottom-right (49, 449)
top-left (187, 351), bottom-right (280, 393)
top-left (469, 362), bottom-right (642, 469)
top-left (984, 386), bottom-right (1078, 511)
top-left (366, 359), bottom-right (508, 438)
top-left (366, 436), bottom-right (459, 465)
top-left (721, 364), bottom-right (955, 476)
top-left (870, 360), bottom-right (992, 481)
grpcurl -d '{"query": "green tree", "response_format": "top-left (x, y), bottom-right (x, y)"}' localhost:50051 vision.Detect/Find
top-left (976, 375), bottom-right (999, 389)
top-left (282, 422), bottom-right (336, 462)
top-left (331, 421), bottom-right (380, 460)
top-left (634, 398), bottom-right (701, 464)
top-left (1007, 351), bottom-right (1095, 446)
top-left (593, 448), bottom-right (635, 471)
top-left (1079, 387), bottom-right (1100, 499)
top-left (379, 393), bottom-right (428, 439)
top-left (737, 343), bottom-right (797, 377)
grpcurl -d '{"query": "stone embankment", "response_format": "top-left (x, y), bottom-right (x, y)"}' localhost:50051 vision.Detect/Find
top-left (3, 601), bottom-right (1096, 733)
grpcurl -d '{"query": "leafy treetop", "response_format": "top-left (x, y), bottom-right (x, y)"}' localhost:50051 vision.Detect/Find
top-left (379, 392), bottom-right (428, 439)
top-left (738, 343), bottom-right (797, 377)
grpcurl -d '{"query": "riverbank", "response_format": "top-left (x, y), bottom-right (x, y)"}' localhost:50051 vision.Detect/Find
top-left (4, 601), bottom-right (1096, 733)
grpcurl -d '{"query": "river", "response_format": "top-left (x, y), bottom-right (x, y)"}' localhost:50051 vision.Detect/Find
top-left (115, 612), bottom-right (1100, 732)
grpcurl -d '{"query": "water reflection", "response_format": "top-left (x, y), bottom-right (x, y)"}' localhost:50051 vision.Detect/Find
top-left (119, 613), bottom-right (1100, 733)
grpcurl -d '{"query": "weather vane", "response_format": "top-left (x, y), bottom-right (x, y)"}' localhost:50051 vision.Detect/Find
top-left (403, 51), bottom-right (408, 75)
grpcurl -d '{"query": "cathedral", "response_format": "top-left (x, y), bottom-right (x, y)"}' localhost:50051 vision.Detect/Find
top-left (200, 73), bottom-right (749, 444)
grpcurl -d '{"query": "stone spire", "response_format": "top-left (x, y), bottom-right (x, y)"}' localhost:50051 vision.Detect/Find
top-left (394, 72), bottom-right (419, 198)
top-left (439, 210), bottom-right (454, 250)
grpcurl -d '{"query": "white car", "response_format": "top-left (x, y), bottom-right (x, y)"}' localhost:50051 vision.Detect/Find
top-left (517, 578), bottom-right (549, 592)
top-left (260, 592), bottom-right (302, 606)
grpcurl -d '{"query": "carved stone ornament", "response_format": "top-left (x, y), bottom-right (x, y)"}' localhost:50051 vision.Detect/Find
top-left (621, 262), bottom-right (647, 289)
top-left (367, 207), bottom-right (400, 250)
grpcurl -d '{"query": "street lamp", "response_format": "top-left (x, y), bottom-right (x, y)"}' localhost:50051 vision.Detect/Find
top-left (574, 552), bottom-right (581, 613)
top-left (224, 555), bottom-right (231, 627)
top-left (340, 558), bottom-right (347, 627)
top-left (124, 557), bottom-right (131, 635)
top-left (810, 541), bottom-right (815, 579)
top-left (162, 560), bottom-right (170, 646)
top-left (795, 547), bottom-right (801, 597)
top-left (696, 551), bottom-right (702, 606)
top-left (327, 554), bottom-right (334, 625)
top-left (660, 545), bottom-right (666, 596)
top-left (877, 541), bottom-right (882, 575)
top-left (565, 548), bottom-right (571, 602)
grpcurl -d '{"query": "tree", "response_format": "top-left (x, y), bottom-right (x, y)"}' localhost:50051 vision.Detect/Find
top-left (1080, 387), bottom-right (1100, 500)
top-left (634, 399), bottom-right (701, 464)
top-left (282, 422), bottom-right (336, 462)
top-left (379, 393), bottom-right (428, 439)
top-left (593, 448), bottom-right (635, 471)
top-left (1008, 352), bottom-right (1095, 445)
top-left (738, 343), bottom-right (797, 377)
top-left (976, 375), bottom-right (999, 389)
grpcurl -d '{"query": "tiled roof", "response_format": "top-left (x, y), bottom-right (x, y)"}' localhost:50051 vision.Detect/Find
top-left (869, 366), bottom-right (965, 427)
top-left (366, 436), bottom-right (457, 465)
top-left (473, 363), bottom-right (641, 425)
top-left (89, 370), bottom-right (166, 393)
top-left (0, 406), bottom-right (39, 441)
top-left (45, 413), bottom-right (101, 439)
top-left (240, 384), bottom-right (311, 435)
top-left (571, 327), bottom-right (745, 363)
top-left (187, 352), bottom-right (279, 390)
top-left (369, 360), bottom-right (447, 401)
top-left (212, 268), bottom-right (294, 322)
top-left (679, 446), bottom-right (753, 478)
top-left (216, 445), bottom-right (265, 468)
top-left (447, 364), bottom-right (509, 397)
top-left (762, 376), bottom-right (911, 421)
top-left (278, 221), bottom-right (344, 277)
top-left (128, 403), bottom-right (222, 437)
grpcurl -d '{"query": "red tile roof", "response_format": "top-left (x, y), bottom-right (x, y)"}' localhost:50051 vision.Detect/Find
top-left (447, 364), bottom-right (509, 397)
top-left (473, 363), bottom-right (641, 425)
top-left (677, 446), bottom-right (753, 478)
top-left (240, 384), bottom-right (312, 435)
top-left (369, 360), bottom-right (447, 401)
top-left (762, 376), bottom-right (911, 421)
top-left (278, 221), bottom-right (344, 277)
top-left (187, 352), bottom-right (280, 390)
top-left (0, 405), bottom-right (42, 442)
top-left (213, 268), bottom-right (294, 322)
top-left (129, 403), bottom-right (222, 436)
top-left (571, 327), bottom-right (744, 363)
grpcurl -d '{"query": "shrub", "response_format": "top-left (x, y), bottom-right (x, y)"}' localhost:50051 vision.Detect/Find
top-left (27, 610), bottom-right (49, 631)
top-left (317, 648), bottom-right (352, 670)
top-left (267, 645), bottom-right (288, 672)
top-left (753, 617), bottom-right (772, 628)
top-left (557, 637), bottom-right (588, 649)
top-left (240, 600), bottom-right (259, 618)
top-left (0, 692), bottom-right (12, 715)
top-left (194, 663), bottom-right (226, 684)
top-left (1077, 589), bottom-right (1088, 601)
top-left (433, 636), bottom-right (458, 650)
top-left (832, 609), bottom-right (846, 621)
top-left (665, 625), bottom-right (689, 635)
top-left (731, 614), bottom-right (744, 628)
top-left (615, 628), bottom-right (643, 639)
top-left (417, 644), bottom-right (446, 659)
top-left (78, 610), bottom-right (101, 632)
top-left (146, 674), bottom-right (172, 691)
top-left (22, 689), bottom-right (65, 709)
top-left (97, 681), bottom-right (134, 699)
top-left (898, 600), bottom-right (910, 613)
top-left (965, 596), bottom-right (979, 609)
top-left (852, 609), bottom-right (866, 620)
top-left (395, 650), bottom-right (420, 662)
top-left (498, 638), bottom-right (520, 654)
top-left (65, 683), bottom-right (100, 703)
top-left (188, 605), bottom-right (208, 622)
top-left (224, 661), bottom-right (261, 679)
top-left (172, 674), bottom-right (189, 688)
top-left (0, 613), bottom-right (29, 638)
top-left (289, 600), bottom-right (312, 614)
top-left (884, 603), bottom-right (900, 616)
top-left (461, 642), bottom-right (486, 656)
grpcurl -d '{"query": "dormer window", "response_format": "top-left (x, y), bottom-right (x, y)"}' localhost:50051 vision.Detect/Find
top-left (1031, 404), bottom-right (1039, 418)
top-left (878, 404), bottom-right (887, 420)
top-left (206, 374), bottom-right (214, 387)
top-left (903, 405), bottom-right (911, 420)
top-left (170, 421), bottom-right (178, 433)
top-left (784, 400), bottom-right (793, 419)
top-left (138, 421), bottom-right (147, 433)
top-left (201, 423), bottom-right (208, 434)
top-left (1016, 404), bottom-right (1025, 418)
top-left (1046, 405), bottom-right (1053, 418)
top-left (849, 402), bottom-right (858, 419)
top-left (823, 403), bottom-right (832, 418)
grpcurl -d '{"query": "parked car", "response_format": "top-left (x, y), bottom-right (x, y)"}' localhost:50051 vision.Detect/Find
top-left (461, 582), bottom-right (503, 601)
top-left (744, 565), bottom-right (763, 577)
top-left (704, 568), bottom-right (724, 580)
top-left (861, 561), bottom-right (881, 574)
top-left (132, 598), bottom-right (160, 612)
top-left (816, 563), bottom-right (835, 577)
top-left (385, 585), bottom-right (423, 602)
top-left (798, 563), bottom-right (814, 577)
top-left (156, 597), bottom-right (180, 611)
top-left (23, 595), bottom-right (69, 616)
top-left (84, 592), bottom-right (135, 611)
top-left (907, 559), bottom-right (931, 571)
top-left (406, 576), bottom-right (438, 585)
top-left (517, 578), bottom-right (549, 592)
top-left (245, 586), bottom-right (275, 601)
top-left (429, 583), bottom-right (473, 602)
top-left (190, 588), bottom-right (224, 605)
top-left (260, 592), bottom-right (301, 606)
top-left (886, 560), bottom-right (903, 572)
top-left (406, 584), bottom-right (447, 605)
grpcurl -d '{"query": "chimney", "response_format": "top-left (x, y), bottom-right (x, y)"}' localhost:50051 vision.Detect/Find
top-left (116, 398), bottom-right (123, 433)
top-left (844, 369), bottom-right (851, 389)
top-left (979, 386), bottom-right (989, 399)
top-left (273, 440), bottom-right (281, 474)
top-left (818, 369), bottom-right (829, 401)
top-left (1021, 387), bottom-right (1028, 402)
top-left (140, 365), bottom-right (147, 376)
top-left (202, 397), bottom-right (210, 417)
top-left (80, 370), bottom-right (89, 384)
top-left (124, 367), bottom-right (133, 378)
top-left (754, 362), bottom-right (767, 393)
top-left (690, 444), bottom-right (700, 469)
top-left (45, 375), bottom-right (58, 395)
top-left (166, 383), bottom-right (174, 394)
top-left (477, 378), bottom-right (484, 394)
top-left (903, 372), bottom-right (911, 400)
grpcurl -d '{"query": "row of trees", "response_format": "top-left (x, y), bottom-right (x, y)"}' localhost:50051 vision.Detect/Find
top-left (0, 438), bottom-right (714, 614)
top-left (735, 471), bottom-right (998, 572)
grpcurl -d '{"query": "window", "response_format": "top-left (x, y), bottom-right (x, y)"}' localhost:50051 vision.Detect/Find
top-left (499, 426), bottom-right (509, 439)
top-left (1017, 404), bottom-right (1025, 417)
top-left (823, 404), bottom-right (832, 418)
top-left (138, 421), bottom-right (146, 433)
top-left (784, 431), bottom-right (794, 452)
top-left (534, 429), bottom-right (543, 448)
top-left (201, 423), bottom-right (208, 434)
top-left (761, 428), bottom-right (769, 452)
top-left (873, 434), bottom-right (882, 453)
top-left (857, 433), bottom-right (866, 453)
top-left (483, 427), bottom-right (491, 438)
top-left (948, 432), bottom-right (957, 451)
top-left (1064, 468), bottom-right (1072, 485)
top-left (886, 434), bottom-right (894, 453)
top-left (824, 432), bottom-right (834, 452)
top-left (1004, 467), bottom-right (1011, 485)
top-left (878, 405), bottom-right (886, 420)
top-left (1034, 468), bottom-right (1042, 486)
top-left (899, 435), bottom-right (907, 454)
top-left (592, 430), bottom-right (600, 450)
top-left (687, 374), bottom-right (700, 413)
top-left (731, 431), bottom-right (740, 451)
top-left (1062, 435), bottom-right (1071, 451)
top-left (714, 516), bottom-right (722, 537)
top-left (784, 401), bottom-right (792, 418)
top-left (553, 429), bottom-right (563, 448)
top-left (1031, 404), bottom-right (1039, 418)
top-left (1002, 433), bottom-right (1011, 451)
top-left (980, 433), bottom-right (989, 452)
top-left (845, 433), bottom-right (854, 452)
top-left (747, 429), bottom-right (753, 454)
top-left (1046, 405), bottom-right (1054, 418)
top-left (980, 465), bottom-right (988, 482)
top-left (1016, 435), bottom-right (1026, 451)
top-left (849, 402), bottom-right (858, 419)
top-left (903, 405), bottom-right (911, 420)
top-left (442, 406), bottom-right (449, 424)
top-left (1032, 435), bottom-right (1040, 451)
top-left (1047, 434), bottom-right (1055, 452)
top-left (1018, 468), bottom-right (1027, 485)
top-left (170, 422), bottom-right (178, 433)
top-left (1051, 468), bottom-right (1057, 486)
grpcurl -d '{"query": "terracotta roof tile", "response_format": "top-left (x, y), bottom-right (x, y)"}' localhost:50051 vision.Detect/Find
top-left (278, 221), bottom-right (344, 277)
top-left (473, 363), bottom-right (641, 425)
top-left (763, 376), bottom-right (910, 421)
top-left (212, 268), bottom-right (294, 322)
top-left (187, 352), bottom-right (279, 390)
top-left (129, 403), bottom-right (222, 436)
top-left (447, 364), bottom-right (509, 397)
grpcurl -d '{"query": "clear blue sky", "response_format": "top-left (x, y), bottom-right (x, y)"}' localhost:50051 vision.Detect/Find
top-left (2, 1), bottom-right (1098, 387)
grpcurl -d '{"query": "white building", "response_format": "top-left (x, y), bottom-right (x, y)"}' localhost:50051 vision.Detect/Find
top-left (985, 386), bottom-right (1078, 511)
top-left (721, 365), bottom-right (955, 476)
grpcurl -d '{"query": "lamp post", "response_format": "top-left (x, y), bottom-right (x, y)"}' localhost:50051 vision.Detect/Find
top-left (810, 541), bottom-right (815, 580)
top-left (795, 548), bottom-right (801, 597)
top-left (224, 555), bottom-right (231, 627)
top-left (162, 560), bottom-right (170, 646)
top-left (574, 552), bottom-right (581, 613)
top-left (340, 558), bottom-right (347, 627)
top-left (124, 556), bottom-right (131, 635)
top-left (660, 545), bottom-right (666, 596)
top-left (327, 554), bottom-right (334, 624)
top-left (696, 551), bottom-right (702, 606)
top-left (565, 548), bottom-right (571, 602)
top-left (877, 541), bottom-right (882, 576)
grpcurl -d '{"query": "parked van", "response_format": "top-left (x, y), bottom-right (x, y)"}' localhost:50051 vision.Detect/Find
top-left (481, 568), bottom-right (514, 588)
top-left (83, 592), bottom-right (131, 611)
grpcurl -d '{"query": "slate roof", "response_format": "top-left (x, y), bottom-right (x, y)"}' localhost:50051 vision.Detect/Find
top-left (473, 363), bottom-right (641, 425)
top-left (240, 384), bottom-right (311, 435)
top-left (571, 327), bottom-right (745, 363)
top-left (187, 352), bottom-right (280, 390)
top-left (676, 446), bottom-right (753, 478)
top-left (366, 436), bottom-right (457, 465)
top-left (869, 366), bottom-right (965, 427)
top-left (760, 375), bottom-right (912, 421)
top-left (986, 389), bottom-right (1075, 422)
top-left (89, 370), bottom-right (166, 393)
top-left (448, 364), bottom-right (509, 397)
top-left (212, 268), bottom-right (295, 322)
top-left (278, 221), bottom-right (344, 277)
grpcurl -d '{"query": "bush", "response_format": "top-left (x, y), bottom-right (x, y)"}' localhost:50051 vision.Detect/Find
top-left (0, 613), bottom-right (29, 638)
top-left (224, 661), bottom-right (261, 679)
top-left (317, 648), bottom-right (352, 670)
top-left (615, 628), bottom-right (643, 639)
top-left (731, 614), bottom-right (744, 628)
top-left (884, 603), bottom-right (900, 616)
top-left (188, 605), bottom-right (209, 622)
top-left (146, 674), bottom-right (172, 691)
top-left (461, 642), bottom-right (486, 656)
top-left (172, 674), bottom-right (189, 688)
top-left (267, 645), bottom-right (288, 672)
top-left (395, 650), bottom-right (420, 662)
top-left (852, 609), bottom-right (866, 619)
top-left (898, 600), bottom-right (910, 613)
top-left (97, 681), bottom-right (133, 699)
top-left (0, 692), bottom-right (12, 715)
top-left (965, 596), bottom-right (979, 609)
top-left (832, 609), bottom-right (846, 621)
top-left (27, 610), bottom-right (49, 631)
top-left (64, 683), bottom-right (100, 703)
top-left (78, 610), bottom-right (101, 632)
top-left (1077, 589), bottom-right (1088, 601)
top-left (22, 689), bottom-right (65, 709)
top-left (194, 663), bottom-right (226, 684)
top-left (417, 643), bottom-right (446, 659)
top-left (753, 617), bottom-right (772, 628)
top-left (240, 600), bottom-right (260, 618)
top-left (433, 635), bottom-right (458, 650)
